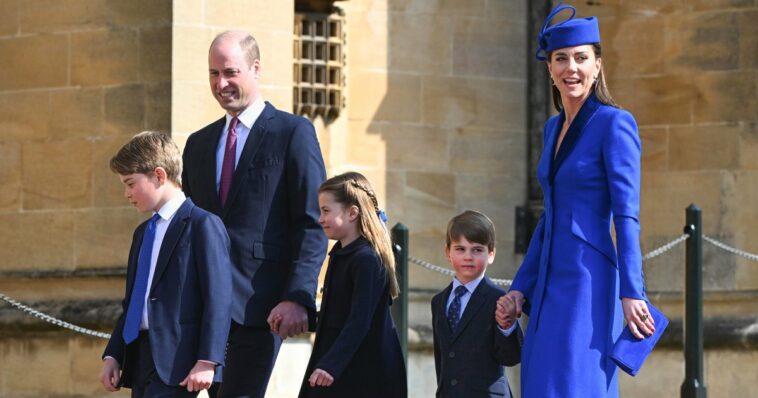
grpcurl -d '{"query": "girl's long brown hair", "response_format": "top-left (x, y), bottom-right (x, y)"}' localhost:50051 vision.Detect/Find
top-left (319, 172), bottom-right (399, 299)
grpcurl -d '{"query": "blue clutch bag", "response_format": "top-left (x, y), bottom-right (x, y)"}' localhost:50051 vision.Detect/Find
top-left (610, 302), bottom-right (669, 376)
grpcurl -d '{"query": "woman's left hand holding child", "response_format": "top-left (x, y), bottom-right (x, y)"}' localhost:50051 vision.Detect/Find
top-left (495, 293), bottom-right (520, 329)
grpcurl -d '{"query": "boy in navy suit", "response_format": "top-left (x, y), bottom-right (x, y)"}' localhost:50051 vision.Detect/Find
top-left (100, 132), bottom-right (232, 397)
top-left (432, 210), bottom-right (522, 398)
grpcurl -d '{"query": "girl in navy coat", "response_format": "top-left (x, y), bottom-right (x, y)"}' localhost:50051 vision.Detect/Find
top-left (299, 172), bottom-right (407, 398)
top-left (497, 3), bottom-right (656, 397)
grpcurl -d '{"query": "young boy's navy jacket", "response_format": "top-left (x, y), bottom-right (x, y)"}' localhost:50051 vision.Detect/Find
top-left (103, 198), bottom-right (232, 387)
top-left (432, 277), bottom-right (522, 398)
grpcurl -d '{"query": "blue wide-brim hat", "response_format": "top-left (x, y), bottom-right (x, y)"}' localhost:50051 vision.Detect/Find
top-left (536, 3), bottom-right (600, 61)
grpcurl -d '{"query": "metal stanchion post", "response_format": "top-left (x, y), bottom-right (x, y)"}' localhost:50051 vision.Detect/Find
top-left (681, 204), bottom-right (707, 398)
top-left (391, 223), bottom-right (409, 364)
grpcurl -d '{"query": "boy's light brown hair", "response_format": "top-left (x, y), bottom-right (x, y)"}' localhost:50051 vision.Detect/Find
top-left (446, 210), bottom-right (496, 252)
top-left (110, 131), bottom-right (182, 186)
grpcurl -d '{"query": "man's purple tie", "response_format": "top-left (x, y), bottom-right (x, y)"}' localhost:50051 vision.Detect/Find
top-left (219, 117), bottom-right (238, 207)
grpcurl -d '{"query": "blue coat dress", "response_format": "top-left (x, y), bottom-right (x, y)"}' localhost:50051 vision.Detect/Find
top-left (510, 93), bottom-right (646, 397)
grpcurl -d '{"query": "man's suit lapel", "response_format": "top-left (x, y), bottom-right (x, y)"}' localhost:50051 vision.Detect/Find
top-left (221, 102), bottom-right (274, 219)
top-left (149, 199), bottom-right (192, 294)
top-left (199, 118), bottom-right (225, 214)
top-left (450, 279), bottom-right (490, 344)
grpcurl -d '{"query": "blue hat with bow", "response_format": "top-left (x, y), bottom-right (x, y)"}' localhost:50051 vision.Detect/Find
top-left (536, 3), bottom-right (600, 61)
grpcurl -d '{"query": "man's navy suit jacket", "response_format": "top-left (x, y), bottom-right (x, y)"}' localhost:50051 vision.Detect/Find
top-left (103, 198), bottom-right (233, 386)
top-left (182, 102), bottom-right (327, 327)
top-left (432, 277), bottom-right (523, 398)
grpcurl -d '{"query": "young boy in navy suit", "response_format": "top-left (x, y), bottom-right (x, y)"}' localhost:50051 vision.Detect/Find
top-left (431, 210), bottom-right (522, 398)
top-left (100, 132), bottom-right (233, 397)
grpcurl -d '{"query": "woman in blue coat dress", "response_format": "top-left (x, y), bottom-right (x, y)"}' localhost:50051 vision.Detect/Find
top-left (497, 4), bottom-right (656, 397)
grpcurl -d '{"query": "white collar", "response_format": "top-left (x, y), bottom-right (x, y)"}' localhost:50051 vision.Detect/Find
top-left (226, 97), bottom-right (266, 129)
top-left (155, 191), bottom-right (186, 222)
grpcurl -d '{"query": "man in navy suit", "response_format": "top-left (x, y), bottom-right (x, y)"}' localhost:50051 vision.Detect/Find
top-left (181, 30), bottom-right (327, 398)
top-left (101, 132), bottom-right (232, 397)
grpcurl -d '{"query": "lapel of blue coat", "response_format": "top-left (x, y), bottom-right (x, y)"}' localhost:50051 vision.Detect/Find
top-left (221, 102), bottom-right (273, 219)
top-left (540, 117), bottom-right (560, 189)
top-left (149, 198), bottom-right (192, 294)
top-left (434, 283), bottom-right (454, 344)
top-left (450, 278), bottom-right (490, 344)
top-left (549, 93), bottom-right (601, 183)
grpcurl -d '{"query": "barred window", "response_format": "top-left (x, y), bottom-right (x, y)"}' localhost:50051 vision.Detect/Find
top-left (294, 8), bottom-right (345, 120)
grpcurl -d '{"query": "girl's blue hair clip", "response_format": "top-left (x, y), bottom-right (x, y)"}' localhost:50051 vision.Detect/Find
top-left (377, 209), bottom-right (388, 225)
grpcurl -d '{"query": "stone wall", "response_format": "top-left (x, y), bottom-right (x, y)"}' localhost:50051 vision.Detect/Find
top-left (334, 0), bottom-right (529, 290)
top-left (0, 0), bottom-right (172, 275)
top-left (1, 0), bottom-right (757, 397)
top-left (581, 1), bottom-right (758, 292)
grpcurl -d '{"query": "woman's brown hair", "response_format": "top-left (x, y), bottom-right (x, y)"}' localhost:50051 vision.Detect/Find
top-left (548, 43), bottom-right (618, 112)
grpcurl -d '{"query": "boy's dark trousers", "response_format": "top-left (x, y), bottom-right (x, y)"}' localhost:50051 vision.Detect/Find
top-left (129, 332), bottom-right (198, 398)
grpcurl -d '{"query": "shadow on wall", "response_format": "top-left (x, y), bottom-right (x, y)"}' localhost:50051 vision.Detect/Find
top-left (358, 0), bottom-right (531, 292)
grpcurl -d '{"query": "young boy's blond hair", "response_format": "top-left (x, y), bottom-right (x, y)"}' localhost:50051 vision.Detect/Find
top-left (109, 131), bottom-right (182, 186)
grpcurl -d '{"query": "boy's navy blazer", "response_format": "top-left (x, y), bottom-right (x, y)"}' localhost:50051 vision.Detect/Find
top-left (103, 198), bottom-right (232, 387)
top-left (182, 102), bottom-right (327, 328)
top-left (432, 277), bottom-right (522, 398)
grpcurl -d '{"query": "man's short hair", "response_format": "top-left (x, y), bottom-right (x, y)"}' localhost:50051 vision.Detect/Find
top-left (110, 131), bottom-right (182, 186)
top-left (211, 31), bottom-right (260, 67)
top-left (446, 210), bottom-right (496, 252)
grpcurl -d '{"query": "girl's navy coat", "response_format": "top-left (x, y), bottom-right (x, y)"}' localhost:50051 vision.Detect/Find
top-left (299, 237), bottom-right (407, 398)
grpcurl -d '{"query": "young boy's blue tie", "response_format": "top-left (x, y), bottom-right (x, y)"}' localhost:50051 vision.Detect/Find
top-left (123, 213), bottom-right (160, 343)
top-left (447, 285), bottom-right (468, 332)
